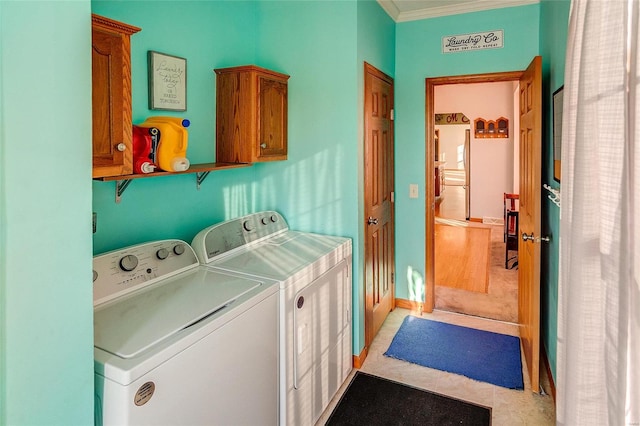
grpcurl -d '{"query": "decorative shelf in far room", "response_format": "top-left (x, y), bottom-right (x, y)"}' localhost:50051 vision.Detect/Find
top-left (94, 162), bottom-right (252, 203)
top-left (474, 117), bottom-right (509, 138)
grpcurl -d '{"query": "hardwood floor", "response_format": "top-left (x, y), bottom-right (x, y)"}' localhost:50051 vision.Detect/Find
top-left (435, 223), bottom-right (491, 293)
top-left (435, 184), bottom-right (518, 322)
top-left (435, 185), bottom-right (466, 220)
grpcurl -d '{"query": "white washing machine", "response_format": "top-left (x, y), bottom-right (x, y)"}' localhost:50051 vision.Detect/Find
top-left (192, 211), bottom-right (353, 426)
top-left (93, 239), bottom-right (279, 426)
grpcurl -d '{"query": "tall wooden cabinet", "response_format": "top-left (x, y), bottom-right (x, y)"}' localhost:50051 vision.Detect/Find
top-left (91, 14), bottom-right (140, 178)
top-left (214, 65), bottom-right (289, 163)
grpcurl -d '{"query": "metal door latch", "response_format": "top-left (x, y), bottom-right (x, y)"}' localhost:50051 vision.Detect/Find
top-left (522, 232), bottom-right (551, 243)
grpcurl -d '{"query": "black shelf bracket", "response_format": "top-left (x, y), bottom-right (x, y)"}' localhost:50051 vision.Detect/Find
top-left (196, 171), bottom-right (210, 190)
top-left (115, 179), bottom-right (133, 204)
top-left (114, 171), bottom-right (211, 202)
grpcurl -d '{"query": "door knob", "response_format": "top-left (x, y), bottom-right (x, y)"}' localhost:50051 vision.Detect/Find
top-left (367, 217), bottom-right (379, 225)
top-left (116, 143), bottom-right (126, 152)
top-left (522, 232), bottom-right (534, 241)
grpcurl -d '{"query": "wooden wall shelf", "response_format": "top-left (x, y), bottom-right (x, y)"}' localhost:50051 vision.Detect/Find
top-left (94, 162), bottom-right (252, 203)
top-left (474, 117), bottom-right (509, 138)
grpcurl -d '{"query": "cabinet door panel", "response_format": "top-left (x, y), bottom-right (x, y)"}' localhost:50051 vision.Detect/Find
top-left (258, 77), bottom-right (287, 159)
top-left (92, 30), bottom-right (125, 169)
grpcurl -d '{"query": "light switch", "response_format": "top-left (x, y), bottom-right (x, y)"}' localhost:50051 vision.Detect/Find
top-left (409, 184), bottom-right (419, 198)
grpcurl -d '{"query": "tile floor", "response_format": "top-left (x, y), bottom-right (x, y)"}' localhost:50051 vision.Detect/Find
top-left (317, 308), bottom-right (556, 425)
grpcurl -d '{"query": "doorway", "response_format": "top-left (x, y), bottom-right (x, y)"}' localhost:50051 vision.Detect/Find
top-left (432, 81), bottom-right (520, 323)
top-left (424, 57), bottom-right (543, 393)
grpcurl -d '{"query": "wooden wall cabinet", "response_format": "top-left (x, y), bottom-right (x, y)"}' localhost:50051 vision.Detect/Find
top-left (91, 14), bottom-right (140, 178)
top-left (215, 65), bottom-right (289, 163)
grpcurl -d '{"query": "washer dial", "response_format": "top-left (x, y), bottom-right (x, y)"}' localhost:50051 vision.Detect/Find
top-left (156, 248), bottom-right (169, 260)
top-left (119, 255), bottom-right (138, 272)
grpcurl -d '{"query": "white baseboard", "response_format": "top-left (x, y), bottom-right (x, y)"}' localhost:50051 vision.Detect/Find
top-left (482, 216), bottom-right (503, 225)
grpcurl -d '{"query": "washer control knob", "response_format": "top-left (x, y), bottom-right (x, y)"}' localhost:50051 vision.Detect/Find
top-left (243, 220), bottom-right (254, 232)
top-left (261, 217), bottom-right (269, 225)
top-left (119, 255), bottom-right (138, 272)
top-left (270, 215), bottom-right (278, 223)
top-left (156, 248), bottom-right (169, 260)
top-left (173, 244), bottom-right (185, 255)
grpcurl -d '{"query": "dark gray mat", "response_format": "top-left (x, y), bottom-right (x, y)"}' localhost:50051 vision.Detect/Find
top-left (325, 371), bottom-right (491, 425)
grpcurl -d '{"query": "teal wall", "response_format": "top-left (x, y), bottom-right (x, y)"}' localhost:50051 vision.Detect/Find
top-left (0, 1), bottom-right (95, 425)
top-left (91, 0), bottom-right (394, 358)
top-left (252, 0), bottom-right (363, 347)
top-left (539, 0), bottom-right (570, 380)
top-left (394, 5), bottom-right (541, 302)
top-left (357, 0), bottom-right (396, 79)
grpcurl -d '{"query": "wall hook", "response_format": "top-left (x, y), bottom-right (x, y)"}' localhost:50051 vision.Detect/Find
top-left (543, 183), bottom-right (561, 208)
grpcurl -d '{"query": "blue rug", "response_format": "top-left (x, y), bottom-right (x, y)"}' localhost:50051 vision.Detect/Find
top-left (384, 316), bottom-right (524, 390)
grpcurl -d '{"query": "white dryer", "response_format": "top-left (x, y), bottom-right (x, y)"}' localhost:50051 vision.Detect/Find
top-left (93, 239), bottom-right (279, 426)
top-left (192, 211), bottom-right (353, 426)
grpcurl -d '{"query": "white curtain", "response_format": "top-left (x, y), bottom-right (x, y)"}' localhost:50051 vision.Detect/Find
top-left (557, 0), bottom-right (639, 425)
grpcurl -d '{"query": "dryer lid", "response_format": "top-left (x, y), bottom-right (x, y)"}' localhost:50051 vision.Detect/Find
top-left (94, 268), bottom-right (261, 359)
top-left (211, 231), bottom-right (349, 280)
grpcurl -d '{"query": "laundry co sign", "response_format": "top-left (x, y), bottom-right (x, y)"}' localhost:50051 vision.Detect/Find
top-left (442, 30), bottom-right (504, 53)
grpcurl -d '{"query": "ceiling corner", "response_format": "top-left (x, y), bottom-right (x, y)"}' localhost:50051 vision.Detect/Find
top-left (376, 0), bottom-right (401, 22)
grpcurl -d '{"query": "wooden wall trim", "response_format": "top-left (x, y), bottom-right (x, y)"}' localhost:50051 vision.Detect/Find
top-left (425, 69), bottom-right (524, 314)
top-left (541, 345), bottom-right (557, 403)
top-left (427, 71), bottom-right (523, 86)
top-left (353, 346), bottom-right (368, 369)
top-left (395, 298), bottom-right (424, 313)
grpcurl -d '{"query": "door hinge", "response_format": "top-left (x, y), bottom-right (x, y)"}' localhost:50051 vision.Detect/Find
top-left (391, 191), bottom-right (395, 203)
top-left (391, 272), bottom-right (395, 284)
top-left (390, 109), bottom-right (394, 121)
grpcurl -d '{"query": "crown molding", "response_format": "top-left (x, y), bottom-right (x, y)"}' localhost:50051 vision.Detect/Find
top-left (377, 0), bottom-right (540, 23)
top-left (377, 0), bottom-right (402, 21)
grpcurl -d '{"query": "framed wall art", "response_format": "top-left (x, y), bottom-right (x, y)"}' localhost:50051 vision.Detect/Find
top-left (148, 51), bottom-right (187, 111)
top-left (553, 85), bottom-right (564, 182)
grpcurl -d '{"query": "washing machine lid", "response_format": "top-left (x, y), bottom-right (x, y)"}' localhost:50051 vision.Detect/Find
top-left (94, 267), bottom-right (262, 359)
top-left (210, 231), bottom-right (348, 281)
